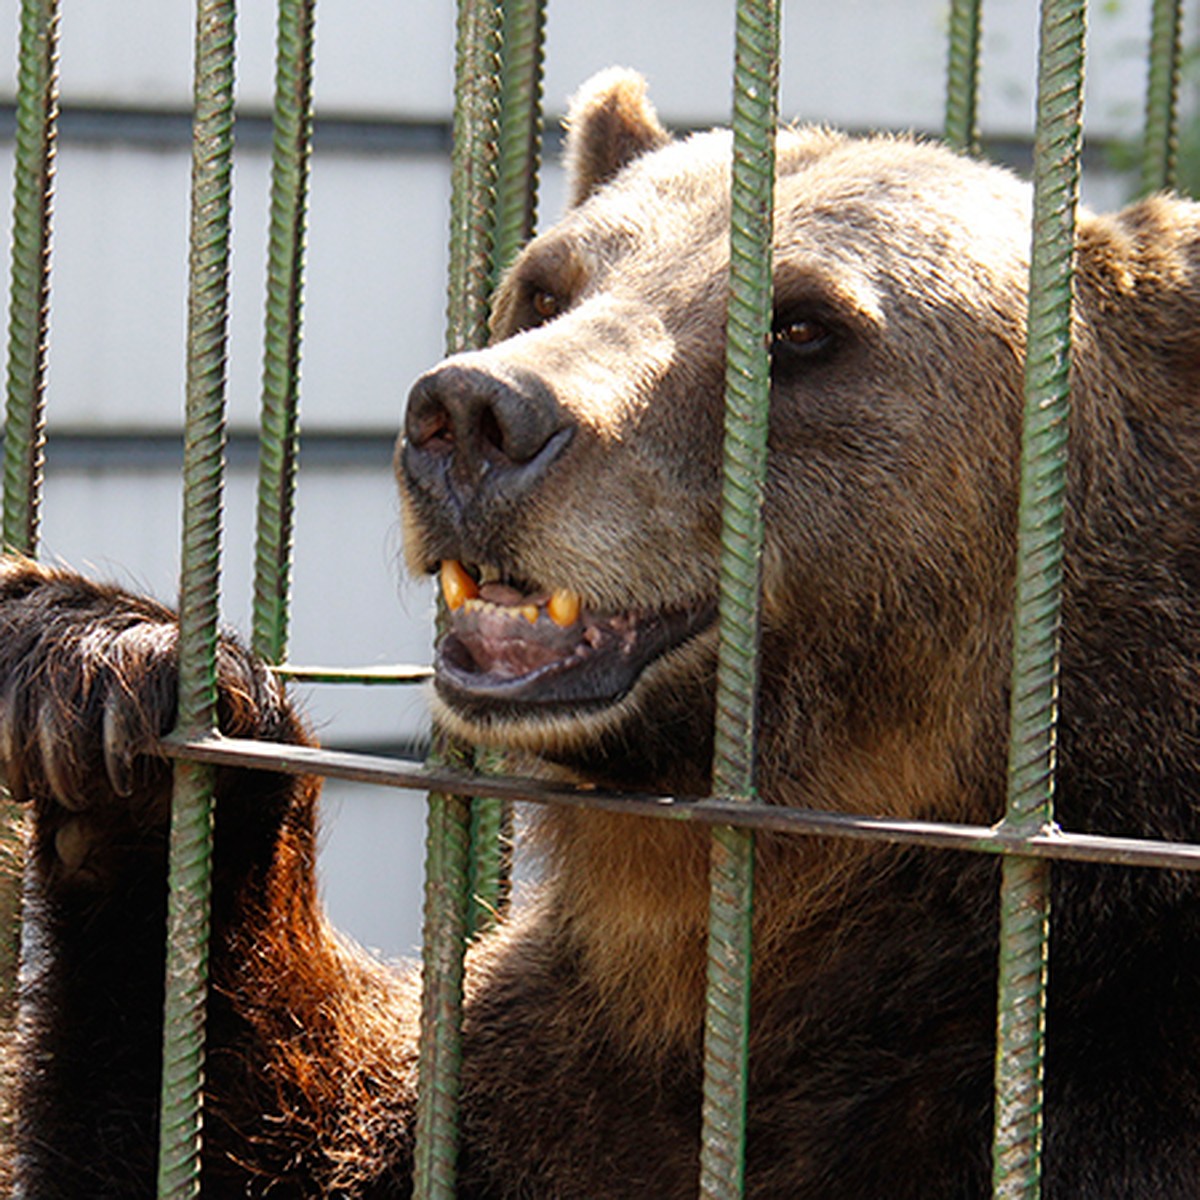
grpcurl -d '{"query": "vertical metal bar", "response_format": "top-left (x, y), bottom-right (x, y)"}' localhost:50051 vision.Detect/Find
top-left (413, 788), bottom-right (472, 1198)
top-left (699, 0), bottom-right (780, 1195)
top-left (0, 0), bottom-right (58, 1042)
top-left (1139, 0), bottom-right (1183, 197)
top-left (465, 783), bottom-right (511, 938)
top-left (413, 2), bottom-right (503, 1194)
top-left (156, 1), bottom-right (236, 1195)
top-left (992, 1), bottom-right (1084, 1196)
top-left (4, 0), bottom-right (57, 557)
top-left (492, 0), bottom-right (546, 283)
top-left (251, 0), bottom-right (316, 666)
top-left (944, 0), bottom-right (983, 155)
top-left (441, 1), bottom-right (502, 360)
top-left (466, 0), bottom-right (547, 941)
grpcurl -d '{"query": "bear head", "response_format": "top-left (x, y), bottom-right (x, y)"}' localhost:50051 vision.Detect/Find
top-left (398, 69), bottom-right (1200, 825)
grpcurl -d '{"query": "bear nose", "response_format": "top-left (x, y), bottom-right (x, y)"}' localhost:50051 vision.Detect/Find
top-left (402, 363), bottom-right (574, 508)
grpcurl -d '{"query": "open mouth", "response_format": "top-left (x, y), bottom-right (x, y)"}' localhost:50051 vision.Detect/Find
top-left (434, 560), bottom-right (715, 713)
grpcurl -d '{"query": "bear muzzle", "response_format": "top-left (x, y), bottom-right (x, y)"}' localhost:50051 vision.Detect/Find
top-left (400, 357), bottom-right (716, 725)
top-left (401, 361), bottom-right (575, 522)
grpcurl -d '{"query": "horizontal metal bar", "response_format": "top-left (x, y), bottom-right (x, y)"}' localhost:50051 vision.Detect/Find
top-left (272, 662), bottom-right (432, 684)
top-left (160, 734), bottom-right (1200, 872)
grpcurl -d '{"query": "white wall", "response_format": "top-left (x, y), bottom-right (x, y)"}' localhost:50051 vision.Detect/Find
top-left (0, 0), bottom-right (1179, 958)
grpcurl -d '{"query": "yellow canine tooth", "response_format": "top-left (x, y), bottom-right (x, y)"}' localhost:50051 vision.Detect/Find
top-left (547, 588), bottom-right (582, 628)
top-left (440, 560), bottom-right (479, 611)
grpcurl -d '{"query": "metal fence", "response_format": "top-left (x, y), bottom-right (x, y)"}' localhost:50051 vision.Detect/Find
top-left (0, 0), bottom-right (1194, 1197)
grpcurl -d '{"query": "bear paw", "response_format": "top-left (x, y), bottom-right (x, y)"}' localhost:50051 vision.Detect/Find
top-left (0, 556), bottom-right (289, 885)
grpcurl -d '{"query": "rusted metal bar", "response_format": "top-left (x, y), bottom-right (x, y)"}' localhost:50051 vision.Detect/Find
top-left (155, 736), bottom-right (1200, 875)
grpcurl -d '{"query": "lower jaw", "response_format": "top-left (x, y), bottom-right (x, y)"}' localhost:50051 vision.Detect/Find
top-left (433, 602), bottom-right (718, 719)
top-left (430, 672), bottom-right (641, 744)
top-left (429, 631), bottom-right (719, 790)
top-left (433, 647), bottom-right (633, 717)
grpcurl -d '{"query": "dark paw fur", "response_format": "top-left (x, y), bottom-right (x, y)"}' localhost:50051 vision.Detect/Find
top-left (0, 556), bottom-right (297, 886)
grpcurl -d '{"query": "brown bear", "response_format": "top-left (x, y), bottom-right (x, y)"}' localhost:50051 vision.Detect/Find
top-left (4, 67), bottom-right (1200, 1198)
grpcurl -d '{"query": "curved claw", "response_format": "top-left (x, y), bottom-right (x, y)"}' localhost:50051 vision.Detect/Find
top-left (0, 678), bottom-right (28, 803)
top-left (102, 687), bottom-right (138, 799)
top-left (38, 695), bottom-right (86, 811)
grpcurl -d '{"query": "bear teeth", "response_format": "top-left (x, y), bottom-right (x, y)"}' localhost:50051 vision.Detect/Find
top-left (439, 560), bottom-right (583, 628)
top-left (439, 560), bottom-right (479, 611)
top-left (547, 589), bottom-right (582, 627)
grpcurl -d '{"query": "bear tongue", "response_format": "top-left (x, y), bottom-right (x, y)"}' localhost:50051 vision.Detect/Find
top-left (452, 598), bottom-right (583, 679)
top-left (478, 580), bottom-right (543, 607)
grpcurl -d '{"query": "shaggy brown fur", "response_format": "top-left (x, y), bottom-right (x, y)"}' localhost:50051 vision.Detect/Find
top-left (5, 69), bottom-right (1200, 1196)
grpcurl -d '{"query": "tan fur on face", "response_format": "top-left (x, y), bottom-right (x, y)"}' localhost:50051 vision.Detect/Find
top-left (416, 127), bottom-right (1030, 769)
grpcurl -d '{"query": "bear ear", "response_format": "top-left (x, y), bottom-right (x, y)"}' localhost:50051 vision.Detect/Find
top-left (1074, 195), bottom-right (1200, 413)
top-left (563, 68), bottom-right (671, 207)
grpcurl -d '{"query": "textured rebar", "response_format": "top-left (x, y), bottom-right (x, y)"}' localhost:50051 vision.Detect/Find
top-left (702, 825), bottom-right (757, 1198)
top-left (0, 0), bottom-right (58, 1035)
top-left (944, 0), bottom-right (982, 154)
top-left (252, 0), bottom-right (316, 665)
top-left (491, 0), bottom-right (546, 285)
top-left (466, 0), bottom-right (547, 941)
top-left (156, 1), bottom-right (236, 1195)
top-left (413, 3), bottom-right (505, 1196)
top-left (466, 789), bottom-right (512, 938)
top-left (992, 1), bottom-right (1085, 1196)
top-left (4, 0), bottom-right (57, 557)
top-left (413, 787), bottom-right (473, 1199)
top-left (1139, 0), bottom-right (1182, 197)
top-left (442, 0), bottom-right (503, 360)
top-left (700, 0), bottom-right (780, 1195)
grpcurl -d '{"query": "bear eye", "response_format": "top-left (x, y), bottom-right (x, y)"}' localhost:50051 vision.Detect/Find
top-left (771, 315), bottom-right (836, 362)
top-left (530, 289), bottom-right (561, 323)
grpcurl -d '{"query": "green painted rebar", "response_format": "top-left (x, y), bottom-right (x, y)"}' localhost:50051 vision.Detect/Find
top-left (465, 0), bottom-right (547, 942)
top-left (413, 2), bottom-right (504, 1194)
top-left (156, 1), bottom-right (236, 1196)
top-left (414, 785), bottom-right (473, 1199)
top-left (4, 0), bottom-right (57, 558)
top-left (466, 780), bottom-right (512, 938)
top-left (991, 1), bottom-right (1085, 1196)
top-left (441, 0), bottom-right (502, 361)
top-left (700, 0), bottom-right (780, 1196)
top-left (944, 0), bottom-right (983, 155)
top-left (1138, 0), bottom-right (1182, 197)
top-left (491, 0), bottom-right (546, 286)
top-left (252, 0), bottom-right (316, 666)
top-left (0, 0), bottom-right (58, 1051)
